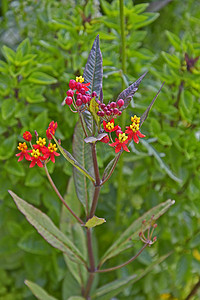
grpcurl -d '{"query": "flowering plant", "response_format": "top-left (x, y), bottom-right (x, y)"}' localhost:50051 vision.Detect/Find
top-left (9, 36), bottom-right (174, 300)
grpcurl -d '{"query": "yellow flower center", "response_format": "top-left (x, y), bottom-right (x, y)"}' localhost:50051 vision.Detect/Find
top-left (76, 76), bottom-right (84, 83)
top-left (17, 142), bottom-right (27, 152)
top-left (36, 137), bottom-right (46, 147)
top-left (106, 122), bottom-right (114, 131)
top-left (131, 115), bottom-right (140, 124)
top-left (118, 133), bottom-right (128, 143)
top-left (48, 143), bottom-right (57, 153)
top-left (130, 123), bottom-right (139, 132)
top-left (31, 149), bottom-right (40, 158)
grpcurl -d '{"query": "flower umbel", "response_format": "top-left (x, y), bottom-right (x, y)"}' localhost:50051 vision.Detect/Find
top-left (109, 132), bottom-right (130, 153)
top-left (126, 115), bottom-right (145, 144)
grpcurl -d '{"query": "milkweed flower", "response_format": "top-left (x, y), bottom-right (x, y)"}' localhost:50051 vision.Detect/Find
top-left (125, 115), bottom-right (145, 144)
top-left (29, 149), bottom-right (44, 168)
top-left (109, 133), bottom-right (130, 153)
top-left (103, 119), bottom-right (119, 133)
top-left (42, 143), bottom-right (60, 163)
top-left (46, 121), bottom-right (57, 140)
top-left (16, 142), bottom-right (32, 161)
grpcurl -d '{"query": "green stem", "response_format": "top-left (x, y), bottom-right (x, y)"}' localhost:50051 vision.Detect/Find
top-left (116, 0), bottom-right (126, 224)
top-left (44, 164), bottom-right (84, 225)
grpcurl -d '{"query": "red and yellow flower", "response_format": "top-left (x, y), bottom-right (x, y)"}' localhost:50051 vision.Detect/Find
top-left (109, 132), bottom-right (130, 153)
top-left (125, 115), bottom-right (145, 144)
top-left (103, 119), bottom-right (119, 133)
top-left (42, 143), bottom-right (60, 163)
top-left (29, 149), bottom-right (44, 168)
top-left (16, 142), bottom-right (32, 161)
top-left (46, 121), bottom-right (58, 140)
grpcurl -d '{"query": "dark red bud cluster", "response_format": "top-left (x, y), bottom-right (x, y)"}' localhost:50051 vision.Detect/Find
top-left (96, 99), bottom-right (124, 118)
top-left (65, 79), bottom-right (94, 110)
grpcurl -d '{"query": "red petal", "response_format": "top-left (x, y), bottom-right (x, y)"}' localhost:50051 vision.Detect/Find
top-left (122, 144), bottom-right (130, 152)
top-left (29, 160), bottom-right (35, 168)
top-left (133, 133), bottom-right (139, 144)
top-left (115, 144), bottom-right (122, 153)
top-left (17, 153), bottom-right (24, 162)
top-left (37, 160), bottom-right (43, 167)
top-left (137, 130), bottom-right (146, 138)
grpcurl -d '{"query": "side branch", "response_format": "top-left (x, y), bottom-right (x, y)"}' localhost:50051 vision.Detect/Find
top-left (44, 164), bottom-right (84, 225)
top-left (97, 244), bottom-right (148, 273)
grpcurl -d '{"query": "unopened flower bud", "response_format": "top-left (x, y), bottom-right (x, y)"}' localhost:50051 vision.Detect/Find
top-left (153, 223), bottom-right (157, 228)
top-left (153, 236), bottom-right (157, 242)
top-left (142, 219), bottom-right (146, 224)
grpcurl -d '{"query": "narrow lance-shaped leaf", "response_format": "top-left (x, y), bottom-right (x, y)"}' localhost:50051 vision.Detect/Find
top-left (116, 72), bottom-right (147, 111)
top-left (140, 139), bottom-right (182, 183)
top-left (83, 35), bottom-right (103, 98)
top-left (82, 35), bottom-right (103, 131)
top-left (8, 191), bottom-right (87, 265)
top-left (52, 135), bottom-right (95, 183)
top-left (100, 199), bottom-right (175, 266)
top-left (72, 122), bottom-right (95, 212)
top-left (25, 280), bottom-right (58, 300)
top-left (102, 153), bottom-right (121, 182)
top-left (140, 82), bottom-right (165, 127)
top-left (92, 253), bottom-right (171, 300)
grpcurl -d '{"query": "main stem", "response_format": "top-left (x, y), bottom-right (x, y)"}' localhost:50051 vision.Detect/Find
top-left (84, 143), bottom-right (101, 299)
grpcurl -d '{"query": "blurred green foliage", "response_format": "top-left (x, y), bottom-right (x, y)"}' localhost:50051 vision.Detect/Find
top-left (0, 0), bottom-right (200, 299)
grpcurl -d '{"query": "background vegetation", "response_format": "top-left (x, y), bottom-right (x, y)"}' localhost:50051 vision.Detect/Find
top-left (0, 0), bottom-right (200, 299)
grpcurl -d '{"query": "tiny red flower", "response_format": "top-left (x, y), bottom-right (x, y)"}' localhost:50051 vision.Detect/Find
top-left (29, 149), bottom-right (44, 168)
top-left (109, 133), bottom-right (130, 153)
top-left (23, 131), bottom-right (32, 142)
top-left (103, 119), bottom-right (119, 133)
top-left (16, 142), bottom-right (31, 161)
top-left (42, 143), bottom-right (60, 163)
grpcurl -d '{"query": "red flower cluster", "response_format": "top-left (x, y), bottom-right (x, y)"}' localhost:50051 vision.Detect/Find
top-left (97, 99), bottom-right (124, 118)
top-left (65, 76), bottom-right (95, 111)
top-left (102, 115), bottom-right (145, 153)
top-left (16, 122), bottom-right (60, 168)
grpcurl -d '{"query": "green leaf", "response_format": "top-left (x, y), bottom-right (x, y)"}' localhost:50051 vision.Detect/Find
top-left (92, 253), bottom-right (171, 300)
top-left (161, 51), bottom-right (181, 69)
top-left (25, 280), bottom-right (58, 300)
top-left (9, 191), bottom-right (87, 265)
top-left (18, 230), bottom-right (52, 255)
top-left (30, 110), bottom-right (48, 133)
top-left (62, 271), bottom-right (82, 299)
top-left (116, 72), bottom-right (147, 111)
top-left (52, 134), bottom-right (95, 184)
top-left (85, 216), bottom-right (106, 228)
top-left (140, 139), bottom-right (182, 183)
top-left (2, 45), bottom-right (15, 63)
top-left (1, 98), bottom-right (16, 120)
top-left (17, 38), bottom-right (31, 56)
top-left (165, 30), bottom-right (182, 51)
top-left (100, 199), bottom-right (175, 265)
top-left (102, 154), bottom-right (121, 182)
top-left (68, 297), bottom-right (85, 300)
top-left (0, 134), bottom-right (16, 160)
top-left (72, 122), bottom-right (95, 212)
top-left (4, 158), bottom-right (25, 177)
top-left (28, 72), bottom-right (57, 85)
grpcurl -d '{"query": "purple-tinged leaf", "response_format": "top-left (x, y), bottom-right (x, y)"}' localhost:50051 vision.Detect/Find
top-left (8, 191), bottom-right (87, 265)
top-left (83, 35), bottom-right (103, 131)
top-left (84, 133), bottom-right (107, 144)
top-left (140, 82), bottom-right (165, 127)
top-left (116, 72), bottom-right (147, 111)
top-left (73, 122), bottom-right (95, 213)
top-left (83, 35), bottom-right (103, 98)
